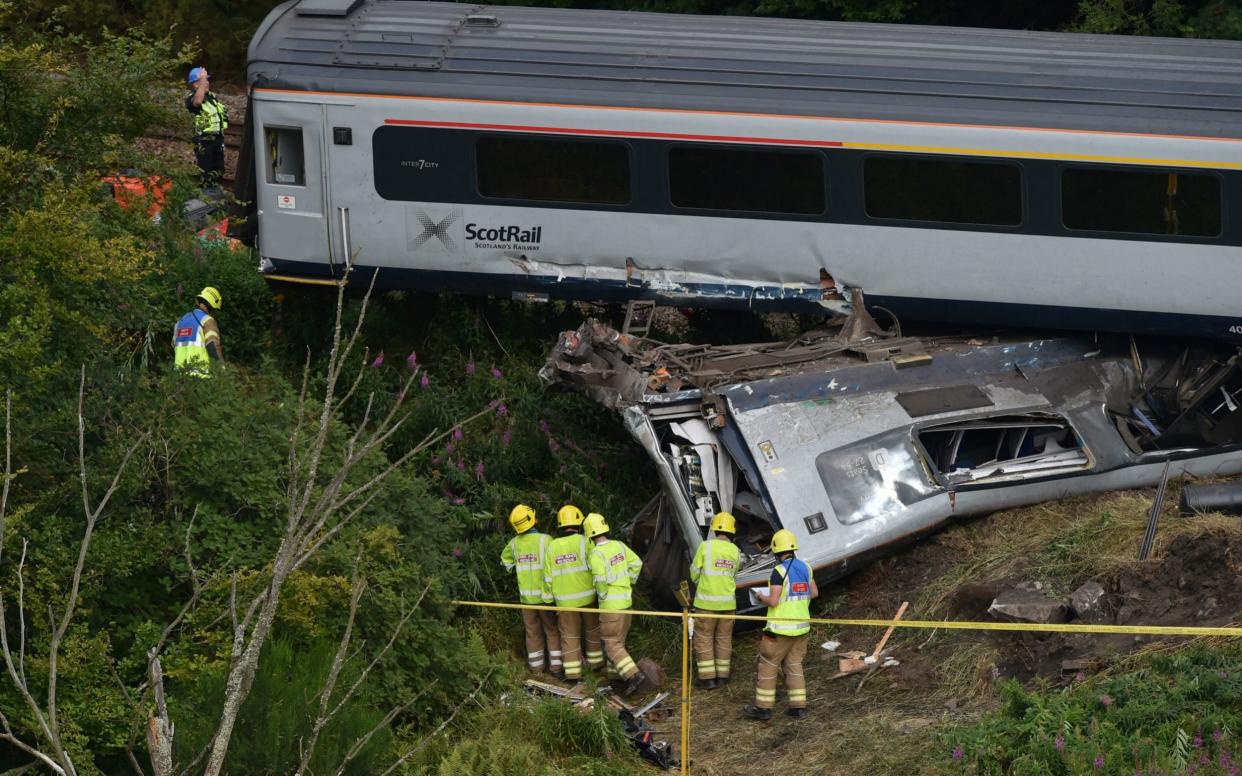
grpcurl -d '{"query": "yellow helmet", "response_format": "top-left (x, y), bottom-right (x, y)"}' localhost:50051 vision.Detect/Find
top-left (508, 504), bottom-right (536, 534)
top-left (583, 512), bottom-right (609, 539)
top-left (197, 286), bottom-right (222, 310)
top-left (771, 529), bottom-right (798, 554)
top-left (710, 511), bottom-right (736, 535)
top-left (557, 504), bottom-right (585, 528)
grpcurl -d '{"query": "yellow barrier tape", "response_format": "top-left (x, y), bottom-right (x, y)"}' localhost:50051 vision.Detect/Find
top-left (263, 274), bottom-right (343, 287)
top-left (453, 600), bottom-right (1242, 638)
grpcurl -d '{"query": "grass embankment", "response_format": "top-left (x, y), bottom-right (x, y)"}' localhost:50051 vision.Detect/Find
top-left (669, 480), bottom-right (1242, 775)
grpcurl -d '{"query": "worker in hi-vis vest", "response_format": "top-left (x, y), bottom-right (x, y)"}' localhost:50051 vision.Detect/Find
top-left (541, 505), bottom-right (604, 680)
top-left (743, 529), bottom-right (818, 721)
top-left (584, 512), bottom-right (648, 695)
top-left (172, 287), bottom-right (223, 377)
top-left (689, 511), bottom-right (740, 689)
top-left (501, 504), bottom-right (563, 678)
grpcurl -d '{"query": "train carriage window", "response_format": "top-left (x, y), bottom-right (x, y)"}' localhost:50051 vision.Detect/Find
top-left (476, 135), bottom-right (630, 205)
top-left (864, 155), bottom-right (1022, 225)
top-left (1061, 167), bottom-right (1221, 237)
top-left (668, 146), bottom-right (825, 215)
top-left (265, 127), bottom-right (305, 186)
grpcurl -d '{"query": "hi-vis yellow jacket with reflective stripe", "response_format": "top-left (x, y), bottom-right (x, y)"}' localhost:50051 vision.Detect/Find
top-left (542, 533), bottom-right (596, 607)
top-left (765, 558), bottom-right (812, 637)
top-left (190, 93), bottom-right (229, 137)
top-left (690, 537), bottom-right (739, 611)
top-left (501, 531), bottom-right (551, 605)
top-left (588, 539), bottom-right (642, 611)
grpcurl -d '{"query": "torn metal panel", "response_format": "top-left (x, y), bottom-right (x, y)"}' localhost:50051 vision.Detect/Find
top-left (543, 318), bottom-right (1242, 608)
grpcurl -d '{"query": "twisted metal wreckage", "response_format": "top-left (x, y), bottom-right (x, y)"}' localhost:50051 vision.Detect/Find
top-left (541, 297), bottom-right (1242, 608)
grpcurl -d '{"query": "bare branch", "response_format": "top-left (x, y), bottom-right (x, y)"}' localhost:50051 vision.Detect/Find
top-left (376, 669), bottom-right (495, 776)
top-left (0, 390), bottom-right (10, 566)
top-left (294, 573), bottom-right (366, 776)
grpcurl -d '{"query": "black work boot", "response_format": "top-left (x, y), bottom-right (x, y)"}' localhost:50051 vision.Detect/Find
top-left (741, 704), bottom-right (772, 721)
top-left (693, 676), bottom-right (718, 690)
top-left (716, 676), bottom-right (731, 687)
top-left (624, 669), bottom-right (649, 696)
top-left (787, 707), bottom-right (808, 719)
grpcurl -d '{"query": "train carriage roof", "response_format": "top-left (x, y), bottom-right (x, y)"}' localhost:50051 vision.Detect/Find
top-left (248, 0), bottom-right (1242, 138)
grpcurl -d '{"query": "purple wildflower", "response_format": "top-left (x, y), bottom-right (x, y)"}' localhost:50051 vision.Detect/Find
top-left (496, 402), bottom-right (508, 418)
top-left (491, 365), bottom-right (503, 379)
top-left (474, 461), bottom-right (485, 481)
top-left (502, 429), bottom-right (511, 447)
top-left (539, 419), bottom-right (551, 433)
top-left (1201, 755), bottom-right (1211, 766)
top-left (420, 373), bottom-right (431, 390)
top-left (1075, 671), bottom-right (1087, 683)
top-left (1215, 729), bottom-right (1226, 743)
top-left (371, 350), bottom-right (385, 369)
top-left (406, 351), bottom-right (418, 370)
top-left (951, 744), bottom-right (963, 764)
top-left (445, 442), bottom-right (455, 455)
top-left (1099, 694), bottom-right (1113, 708)
top-left (452, 547), bottom-right (464, 559)
top-left (1055, 735), bottom-right (1066, 753)
top-left (456, 458), bottom-right (466, 472)
top-left (431, 456), bottom-right (441, 466)
top-left (453, 427), bottom-right (464, 441)
top-left (1094, 755), bottom-right (1105, 770)
top-left (1220, 671), bottom-right (1229, 680)
top-left (1195, 734), bottom-right (1204, 749)
top-left (453, 497), bottom-right (465, 505)
top-left (1222, 752), bottom-right (1233, 769)
top-left (466, 360), bottom-right (476, 376)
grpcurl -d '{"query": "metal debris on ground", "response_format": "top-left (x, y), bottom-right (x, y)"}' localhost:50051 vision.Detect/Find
top-left (523, 679), bottom-right (676, 770)
top-left (1138, 461), bottom-right (1172, 560)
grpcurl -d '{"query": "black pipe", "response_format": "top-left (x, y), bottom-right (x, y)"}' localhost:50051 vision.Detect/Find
top-left (1179, 483), bottom-right (1242, 516)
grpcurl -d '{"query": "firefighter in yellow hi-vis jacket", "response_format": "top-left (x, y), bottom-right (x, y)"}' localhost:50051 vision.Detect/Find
top-left (501, 504), bottom-right (563, 678)
top-left (585, 512), bottom-right (648, 695)
top-left (542, 504), bottom-right (604, 680)
top-left (743, 529), bottom-right (818, 721)
top-left (689, 511), bottom-right (740, 689)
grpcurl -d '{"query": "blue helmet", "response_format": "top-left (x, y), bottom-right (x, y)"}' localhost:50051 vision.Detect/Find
top-left (187, 66), bottom-right (206, 86)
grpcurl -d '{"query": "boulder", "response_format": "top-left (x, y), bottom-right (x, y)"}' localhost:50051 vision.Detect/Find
top-left (987, 588), bottom-right (1070, 624)
top-left (1069, 581), bottom-right (1110, 623)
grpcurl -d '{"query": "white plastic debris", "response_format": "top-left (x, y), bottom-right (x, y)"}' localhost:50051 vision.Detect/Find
top-left (863, 655), bottom-right (878, 665)
top-left (882, 658), bottom-right (900, 668)
top-left (821, 640), bottom-right (841, 652)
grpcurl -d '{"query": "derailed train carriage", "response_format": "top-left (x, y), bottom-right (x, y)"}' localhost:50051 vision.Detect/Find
top-left (541, 319), bottom-right (1242, 604)
top-left (238, 0), bottom-right (1242, 341)
top-left (237, 0), bottom-right (1242, 599)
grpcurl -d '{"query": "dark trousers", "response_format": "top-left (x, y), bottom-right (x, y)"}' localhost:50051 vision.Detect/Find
top-left (194, 136), bottom-right (225, 188)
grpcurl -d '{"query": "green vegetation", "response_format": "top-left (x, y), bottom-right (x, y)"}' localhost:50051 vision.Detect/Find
top-left (943, 645), bottom-right (1242, 774)
top-left (0, 9), bottom-right (651, 773)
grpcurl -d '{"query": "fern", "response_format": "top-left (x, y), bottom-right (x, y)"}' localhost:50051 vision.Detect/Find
top-left (1171, 727), bottom-right (1191, 770)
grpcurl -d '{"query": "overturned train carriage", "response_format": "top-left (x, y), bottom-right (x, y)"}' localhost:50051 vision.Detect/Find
top-left (541, 323), bottom-right (1242, 606)
top-left (240, 0), bottom-right (1242, 341)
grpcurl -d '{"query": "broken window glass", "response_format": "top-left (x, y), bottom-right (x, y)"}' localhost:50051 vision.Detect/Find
top-left (1061, 167), bottom-right (1221, 237)
top-left (816, 430), bottom-right (940, 525)
top-left (476, 135), bottom-right (631, 205)
top-left (863, 155), bottom-right (1022, 225)
top-left (916, 414), bottom-right (1090, 485)
top-left (668, 145), bottom-right (826, 215)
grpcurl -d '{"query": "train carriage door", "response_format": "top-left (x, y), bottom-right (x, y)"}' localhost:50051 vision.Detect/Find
top-left (254, 99), bottom-right (330, 272)
top-left (323, 104), bottom-right (373, 278)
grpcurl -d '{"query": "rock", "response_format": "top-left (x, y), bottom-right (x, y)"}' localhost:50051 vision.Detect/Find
top-left (636, 657), bottom-right (667, 691)
top-left (1069, 581), bottom-right (1109, 623)
top-left (987, 589), bottom-right (1070, 624)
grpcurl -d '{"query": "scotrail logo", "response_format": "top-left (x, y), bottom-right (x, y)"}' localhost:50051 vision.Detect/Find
top-left (465, 223), bottom-right (543, 250)
top-left (407, 207), bottom-right (462, 252)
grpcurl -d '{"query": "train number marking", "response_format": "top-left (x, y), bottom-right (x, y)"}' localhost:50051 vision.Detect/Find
top-left (1230, 325), bottom-right (1242, 335)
